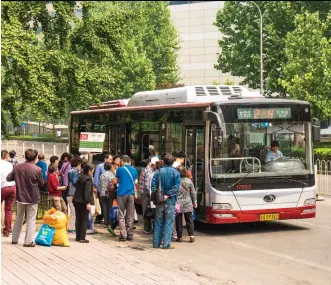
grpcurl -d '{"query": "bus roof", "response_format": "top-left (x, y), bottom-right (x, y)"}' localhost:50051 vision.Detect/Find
top-left (212, 98), bottom-right (310, 106)
top-left (70, 102), bottom-right (211, 115)
top-left (70, 85), bottom-right (309, 116)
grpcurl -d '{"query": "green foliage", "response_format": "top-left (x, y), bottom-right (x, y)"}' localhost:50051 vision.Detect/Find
top-left (314, 148), bottom-right (331, 161)
top-left (224, 79), bottom-right (234, 86)
top-left (280, 12), bottom-right (331, 120)
top-left (7, 134), bottom-right (68, 143)
top-left (214, 1), bottom-right (331, 119)
top-left (1, 1), bottom-right (180, 134)
top-left (314, 142), bottom-right (331, 148)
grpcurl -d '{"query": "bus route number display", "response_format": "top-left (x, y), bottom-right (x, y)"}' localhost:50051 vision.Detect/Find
top-left (237, 108), bottom-right (291, 120)
top-left (79, 132), bottom-right (106, 153)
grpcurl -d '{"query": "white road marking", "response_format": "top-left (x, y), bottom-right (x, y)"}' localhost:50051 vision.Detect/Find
top-left (232, 240), bottom-right (331, 273)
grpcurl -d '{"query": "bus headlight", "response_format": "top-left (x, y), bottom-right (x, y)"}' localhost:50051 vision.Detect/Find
top-left (304, 198), bottom-right (316, 205)
top-left (212, 203), bottom-right (232, 210)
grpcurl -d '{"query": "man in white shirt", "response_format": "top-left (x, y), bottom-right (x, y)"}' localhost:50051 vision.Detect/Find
top-left (172, 150), bottom-right (185, 169)
top-left (1, 150), bottom-right (16, 237)
top-left (56, 129), bottom-right (61, 137)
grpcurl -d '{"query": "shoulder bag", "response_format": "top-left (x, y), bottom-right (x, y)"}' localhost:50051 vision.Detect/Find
top-left (151, 170), bottom-right (164, 206)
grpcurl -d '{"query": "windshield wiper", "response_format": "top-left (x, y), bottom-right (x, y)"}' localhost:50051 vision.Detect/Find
top-left (228, 172), bottom-right (252, 191)
top-left (273, 177), bottom-right (308, 187)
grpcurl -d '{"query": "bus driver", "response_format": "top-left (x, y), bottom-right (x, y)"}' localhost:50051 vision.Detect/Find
top-left (265, 141), bottom-right (283, 162)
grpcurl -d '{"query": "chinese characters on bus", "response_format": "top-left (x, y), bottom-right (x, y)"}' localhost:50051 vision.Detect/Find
top-left (237, 108), bottom-right (291, 120)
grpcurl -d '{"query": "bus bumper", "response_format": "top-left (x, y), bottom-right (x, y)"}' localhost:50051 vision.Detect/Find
top-left (205, 205), bottom-right (316, 224)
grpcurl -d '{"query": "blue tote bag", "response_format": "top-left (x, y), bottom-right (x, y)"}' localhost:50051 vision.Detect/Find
top-left (35, 224), bottom-right (55, 247)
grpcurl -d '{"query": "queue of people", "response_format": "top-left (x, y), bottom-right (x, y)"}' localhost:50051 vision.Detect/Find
top-left (0, 147), bottom-right (198, 249)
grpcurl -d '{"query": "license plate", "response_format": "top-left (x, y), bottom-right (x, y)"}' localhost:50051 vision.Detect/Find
top-left (260, 213), bottom-right (279, 221)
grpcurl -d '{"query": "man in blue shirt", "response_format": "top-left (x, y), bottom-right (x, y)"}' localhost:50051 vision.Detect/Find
top-left (151, 154), bottom-right (180, 249)
top-left (113, 155), bottom-right (138, 241)
top-left (93, 153), bottom-right (113, 223)
top-left (36, 154), bottom-right (48, 192)
top-left (265, 141), bottom-right (283, 162)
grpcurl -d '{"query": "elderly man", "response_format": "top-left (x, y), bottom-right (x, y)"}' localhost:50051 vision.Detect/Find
top-left (151, 155), bottom-right (180, 249)
top-left (148, 145), bottom-right (157, 159)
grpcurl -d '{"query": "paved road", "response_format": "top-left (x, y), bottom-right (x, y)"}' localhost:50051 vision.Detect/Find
top-left (92, 198), bottom-right (331, 285)
top-left (2, 199), bottom-right (330, 284)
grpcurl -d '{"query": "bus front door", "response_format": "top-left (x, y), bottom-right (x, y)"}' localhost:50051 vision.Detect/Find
top-left (184, 126), bottom-right (205, 221)
top-left (108, 125), bottom-right (126, 156)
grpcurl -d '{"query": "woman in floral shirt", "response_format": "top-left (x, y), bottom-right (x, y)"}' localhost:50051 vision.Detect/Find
top-left (99, 162), bottom-right (115, 229)
top-left (175, 165), bottom-right (197, 243)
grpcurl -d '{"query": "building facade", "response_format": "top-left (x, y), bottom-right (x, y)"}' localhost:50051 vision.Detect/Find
top-left (169, 1), bottom-right (242, 86)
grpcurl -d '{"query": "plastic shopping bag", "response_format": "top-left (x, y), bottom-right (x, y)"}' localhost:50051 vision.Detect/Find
top-left (192, 210), bottom-right (196, 221)
top-left (43, 208), bottom-right (70, 247)
top-left (53, 227), bottom-right (70, 247)
top-left (35, 224), bottom-right (55, 247)
top-left (109, 206), bottom-right (118, 223)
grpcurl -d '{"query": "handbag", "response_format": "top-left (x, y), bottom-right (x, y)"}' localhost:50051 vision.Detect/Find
top-left (151, 170), bottom-right (164, 206)
top-left (143, 205), bottom-right (155, 220)
top-left (59, 163), bottom-right (70, 186)
top-left (106, 180), bottom-right (117, 199)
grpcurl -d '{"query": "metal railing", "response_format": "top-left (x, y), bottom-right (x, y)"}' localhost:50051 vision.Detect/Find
top-left (1, 140), bottom-right (69, 161)
top-left (12, 192), bottom-right (52, 220)
top-left (315, 159), bottom-right (331, 196)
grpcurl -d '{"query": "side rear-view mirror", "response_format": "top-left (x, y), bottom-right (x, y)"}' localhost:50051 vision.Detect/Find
top-left (312, 118), bottom-right (320, 142)
top-left (203, 111), bottom-right (221, 128)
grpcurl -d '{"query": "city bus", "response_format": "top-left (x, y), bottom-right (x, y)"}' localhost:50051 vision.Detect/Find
top-left (69, 85), bottom-right (320, 224)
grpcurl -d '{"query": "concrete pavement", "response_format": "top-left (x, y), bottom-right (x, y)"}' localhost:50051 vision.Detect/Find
top-left (2, 199), bottom-right (331, 285)
top-left (93, 198), bottom-right (331, 285)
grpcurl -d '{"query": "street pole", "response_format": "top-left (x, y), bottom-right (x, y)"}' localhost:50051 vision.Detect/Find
top-left (250, 1), bottom-right (263, 96)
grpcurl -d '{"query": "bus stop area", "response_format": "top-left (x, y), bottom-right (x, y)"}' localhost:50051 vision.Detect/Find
top-left (2, 199), bottom-right (331, 285)
top-left (1, 226), bottom-right (204, 285)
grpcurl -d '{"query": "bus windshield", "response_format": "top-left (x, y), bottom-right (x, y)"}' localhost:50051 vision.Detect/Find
top-left (210, 121), bottom-right (313, 178)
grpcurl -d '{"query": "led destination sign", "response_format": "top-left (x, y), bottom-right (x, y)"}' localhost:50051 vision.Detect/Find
top-left (237, 108), bottom-right (291, 120)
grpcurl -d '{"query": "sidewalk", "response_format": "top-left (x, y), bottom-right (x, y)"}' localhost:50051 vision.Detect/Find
top-left (1, 231), bottom-right (202, 285)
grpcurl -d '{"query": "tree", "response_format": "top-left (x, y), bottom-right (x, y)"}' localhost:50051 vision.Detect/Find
top-left (1, 1), bottom-right (180, 135)
top-left (1, 1), bottom-right (81, 127)
top-left (214, 1), bottom-right (331, 96)
top-left (84, 1), bottom-right (180, 90)
top-left (280, 12), bottom-right (331, 119)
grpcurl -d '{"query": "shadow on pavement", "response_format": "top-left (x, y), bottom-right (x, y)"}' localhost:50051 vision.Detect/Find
top-left (194, 220), bottom-right (308, 237)
top-left (91, 217), bottom-right (308, 249)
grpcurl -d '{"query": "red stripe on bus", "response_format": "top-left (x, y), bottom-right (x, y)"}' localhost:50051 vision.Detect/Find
top-left (205, 205), bottom-right (316, 224)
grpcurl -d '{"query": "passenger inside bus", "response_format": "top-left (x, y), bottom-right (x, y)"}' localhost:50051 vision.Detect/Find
top-left (227, 135), bottom-right (240, 158)
top-left (227, 135), bottom-right (241, 172)
top-left (265, 141), bottom-right (283, 162)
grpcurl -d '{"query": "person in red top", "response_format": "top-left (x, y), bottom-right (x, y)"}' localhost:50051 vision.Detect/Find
top-left (47, 164), bottom-right (68, 215)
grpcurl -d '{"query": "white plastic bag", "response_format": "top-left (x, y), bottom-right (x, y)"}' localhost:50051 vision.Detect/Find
top-left (90, 205), bottom-right (96, 216)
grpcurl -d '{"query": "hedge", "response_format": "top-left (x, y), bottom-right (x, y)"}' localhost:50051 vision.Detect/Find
top-left (6, 135), bottom-right (68, 143)
top-left (314, 148), bottom-right (331, 161)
